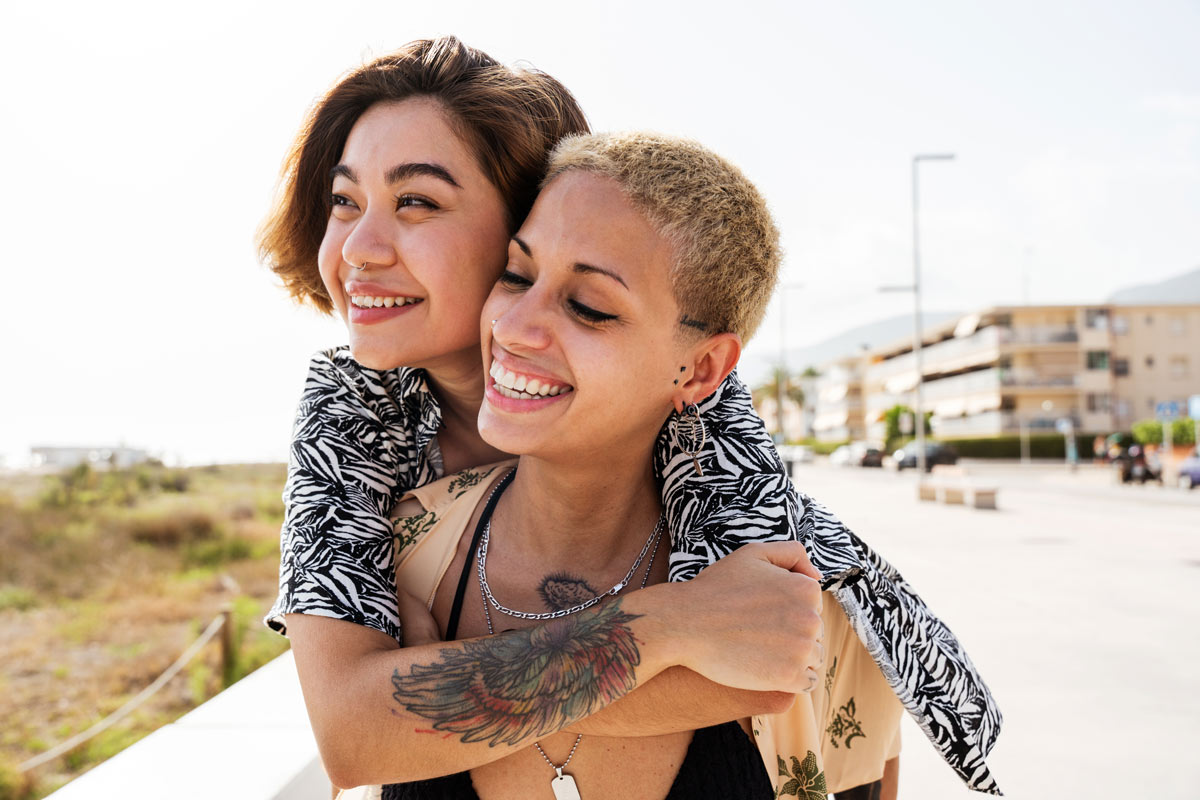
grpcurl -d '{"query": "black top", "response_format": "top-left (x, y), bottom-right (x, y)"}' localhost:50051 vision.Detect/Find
top-left (382, 718), bottom-right (774, 799)
top-left (383, 480), bottom-right (773, 799)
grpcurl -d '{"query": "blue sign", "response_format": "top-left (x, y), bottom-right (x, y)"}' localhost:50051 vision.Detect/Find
top-left (1190, 395), bottom-right (1200, 420)
top-left (1156, 401), bottom-right (1181, 420)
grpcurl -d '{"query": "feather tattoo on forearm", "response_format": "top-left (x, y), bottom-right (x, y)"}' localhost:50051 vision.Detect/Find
top-left (391, 600), bottom-right (643, 747)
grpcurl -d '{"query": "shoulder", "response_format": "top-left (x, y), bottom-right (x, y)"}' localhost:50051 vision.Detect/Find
top-left (396, 460), bottom-right (517, 521)
top-left (297, 346), bottom-right (426, 418)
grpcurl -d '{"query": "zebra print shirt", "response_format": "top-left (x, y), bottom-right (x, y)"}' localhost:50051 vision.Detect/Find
top-left (268, 347), bottom-right (1003, 795)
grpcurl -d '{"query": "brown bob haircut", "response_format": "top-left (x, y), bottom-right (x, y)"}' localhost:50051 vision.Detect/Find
top-left (258, 36), bottom-right (589, 313)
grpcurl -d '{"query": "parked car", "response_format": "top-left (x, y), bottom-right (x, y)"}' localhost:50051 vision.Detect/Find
top-left (831, 442), bottom-right (885, 468)
top-left (778, 444), bottom-right (814, 468)
top-left (893, 441), bottom-right (958, 472)
top-left (1178, 448), bottom-right (1200, 490)
top-left (829, 444), bottom-right (854, 467)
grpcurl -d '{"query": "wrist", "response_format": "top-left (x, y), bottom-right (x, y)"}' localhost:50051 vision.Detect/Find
top-left (622, 581), bottom-right (694, 677)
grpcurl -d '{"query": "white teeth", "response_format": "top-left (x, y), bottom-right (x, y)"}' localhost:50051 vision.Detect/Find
top-left (488, 358), bottom-right (572, 399)
top-left (349, 295), bottom-right (420, 308)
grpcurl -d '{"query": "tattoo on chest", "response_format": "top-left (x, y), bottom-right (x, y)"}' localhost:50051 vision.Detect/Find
top-left (538, 573), bottom-right (600, 611)
top-left (390, 599), bottom-right (643, 747)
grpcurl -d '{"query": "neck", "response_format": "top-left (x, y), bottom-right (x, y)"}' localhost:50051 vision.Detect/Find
top-left (493, 436), bottom-right (663, 572)
top-left (424, 348), bottom-right (509, 472)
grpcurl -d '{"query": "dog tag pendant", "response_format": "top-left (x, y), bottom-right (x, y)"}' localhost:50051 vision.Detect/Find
top-left (550, 767), bottom-right (581, 800)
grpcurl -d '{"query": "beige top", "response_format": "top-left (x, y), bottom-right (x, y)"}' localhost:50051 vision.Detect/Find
top-left (392, 462), bottom-right (902, 795)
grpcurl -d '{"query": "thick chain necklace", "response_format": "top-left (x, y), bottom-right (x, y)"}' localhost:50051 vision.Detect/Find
top-left (477, 505), bottom-right (665, 622)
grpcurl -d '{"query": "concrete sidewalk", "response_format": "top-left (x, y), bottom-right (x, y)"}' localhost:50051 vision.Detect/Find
top-left (789, 461), bottom-right (1200, 799)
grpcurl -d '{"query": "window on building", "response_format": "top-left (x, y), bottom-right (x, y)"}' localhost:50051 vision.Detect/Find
top-left (1113, 358), bottom-right (1130, 377)
top-left (1115, 399), bottom-right (1130, 419)
top-left (1085, 309), bottom-right (1109, 330)
top-left (1085, 351), bottom-right (1110, 370)
top-left (1170, 355), bottom-right (1189, 379)
top-left (1146, 356), bottom-right (1155, 368)
top-left (1169, 316), bottom-right (1187, 337)
top-left (1087, 393), bottom-right (1113, 413)
top-left (1147, 396), bottom-right (1156, 411)
top-left (1112, 315), bottom-right (1129, 335)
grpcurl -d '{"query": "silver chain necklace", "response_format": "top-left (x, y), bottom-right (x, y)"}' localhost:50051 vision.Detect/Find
top-left (477, 479), bottom-right (664, 800)
top-left (477, 508), bottom-right (665, 622)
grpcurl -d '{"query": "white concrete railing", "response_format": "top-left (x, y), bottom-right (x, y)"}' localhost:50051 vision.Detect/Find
top-left (44, 650), bottom-right (330, 800)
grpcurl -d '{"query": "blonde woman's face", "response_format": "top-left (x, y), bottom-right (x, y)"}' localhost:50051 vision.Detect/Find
top-left (478, 172), bottom-right (691, 466)
top-left (318, 98), bottom-right (510, 372)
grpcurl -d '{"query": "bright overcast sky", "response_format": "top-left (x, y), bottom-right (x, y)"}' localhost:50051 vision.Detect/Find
top-left (2, 0), bottom-right (1197, 466)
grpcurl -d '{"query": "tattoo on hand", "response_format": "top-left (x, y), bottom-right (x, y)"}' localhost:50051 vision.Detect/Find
top-left (391, 600), bottom-right (642, 747)
top-left (538, 572), bottom-right (600, 611)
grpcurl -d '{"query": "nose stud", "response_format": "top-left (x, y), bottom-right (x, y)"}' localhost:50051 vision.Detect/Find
top-left (490, 319), bottom-right (498, 327)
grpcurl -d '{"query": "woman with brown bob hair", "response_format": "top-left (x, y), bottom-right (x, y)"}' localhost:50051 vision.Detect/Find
top-left (260, 36), bottom-right (1001, 799)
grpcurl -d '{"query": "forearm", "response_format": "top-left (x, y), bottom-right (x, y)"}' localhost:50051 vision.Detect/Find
top-left (292, 588), bottom-right (678, 788)
top-left (564, 666), bottom-right (794, 737)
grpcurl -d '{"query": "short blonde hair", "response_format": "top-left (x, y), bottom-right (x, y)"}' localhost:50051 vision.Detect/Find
top-left (543, 132), bottom-right (780, 340)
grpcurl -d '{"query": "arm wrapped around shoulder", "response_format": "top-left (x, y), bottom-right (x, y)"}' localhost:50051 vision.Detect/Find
top-left (266, 348), bottom-right (430, 642)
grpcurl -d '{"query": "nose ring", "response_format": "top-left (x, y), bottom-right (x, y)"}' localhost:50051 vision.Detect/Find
top-left (352, 260), bottom-right (369, 271)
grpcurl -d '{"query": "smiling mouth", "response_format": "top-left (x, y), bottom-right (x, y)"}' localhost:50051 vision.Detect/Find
top-left (350, 295), bottom-right (423, 308)
top-left (489, 358), bottom-right (574, 400)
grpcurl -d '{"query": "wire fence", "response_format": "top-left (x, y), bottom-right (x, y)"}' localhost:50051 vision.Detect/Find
top-left (19, 609), bottom-right (230, 774)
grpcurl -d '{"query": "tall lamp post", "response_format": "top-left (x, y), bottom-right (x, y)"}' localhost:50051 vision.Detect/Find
top-left (881, 153), bottom-right (955, 475)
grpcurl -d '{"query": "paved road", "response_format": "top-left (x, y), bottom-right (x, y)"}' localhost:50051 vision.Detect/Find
top-left (786, 460), bottom-right (1200, 799)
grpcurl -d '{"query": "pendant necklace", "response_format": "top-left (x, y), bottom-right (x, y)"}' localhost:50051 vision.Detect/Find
top-left (477, 478), bottom-right (664, 800)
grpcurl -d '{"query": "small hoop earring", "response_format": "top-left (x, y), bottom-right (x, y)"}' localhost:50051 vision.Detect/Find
top-left (673, 403), bottom-right (707, 476)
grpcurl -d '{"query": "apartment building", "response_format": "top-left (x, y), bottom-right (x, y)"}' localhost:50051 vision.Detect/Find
top-left (812, 354), bottom-right (868, 442)
top-left (863, 304), bottom-right (1200, 441)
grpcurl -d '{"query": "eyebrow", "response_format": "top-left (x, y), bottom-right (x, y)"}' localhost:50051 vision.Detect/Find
top-left (510, 236), bottom-right (630, 290)
top-left (328, 162), bottom-right (461, 188)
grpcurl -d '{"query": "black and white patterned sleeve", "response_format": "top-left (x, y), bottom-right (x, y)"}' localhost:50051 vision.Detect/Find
top-left (654, 370), bottom-right (862, 587)
top-left (265, 348), bottom-right (430, 641)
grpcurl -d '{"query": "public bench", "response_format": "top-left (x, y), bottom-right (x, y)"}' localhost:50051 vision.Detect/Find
top-left (917, 465), bottom-right (998, 509)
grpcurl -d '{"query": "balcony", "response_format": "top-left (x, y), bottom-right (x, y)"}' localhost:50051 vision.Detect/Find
top-left (997, 369), bottom-right (1079, 389)
top-left (932, 410), bottom-right (1082, 438)
top-left (997, 326), bottom-right (1079, 347)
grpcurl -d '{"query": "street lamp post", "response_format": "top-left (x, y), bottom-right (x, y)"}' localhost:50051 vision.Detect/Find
top-left (911, 154), bottom-right (955, 475)
top-left (881, 154), bottom-right (955, 476)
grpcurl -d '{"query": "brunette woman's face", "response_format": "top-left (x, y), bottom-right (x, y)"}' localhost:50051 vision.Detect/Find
top-left (318, 98), bottom-right (510, 372)
top-left (478, 172), bottom-right (694, 464)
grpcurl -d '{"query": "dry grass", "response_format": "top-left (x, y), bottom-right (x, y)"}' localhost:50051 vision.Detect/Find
top-left (0, 463), bottom-right (290, 800)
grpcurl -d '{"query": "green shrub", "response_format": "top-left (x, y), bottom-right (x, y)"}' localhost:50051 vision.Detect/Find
top-left (183, 535), bottom-right (254, 568)
top-left (126, 510), bottom-right (218, 547)
top-left (931, 433), bottom-right (1111, 459)
top-left (1132, 418), bottom-right (1196, 446)
top-left (0, 586), bottom-right (38, 612)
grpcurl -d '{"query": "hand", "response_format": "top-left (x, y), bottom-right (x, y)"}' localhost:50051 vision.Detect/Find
top-left (670, 541), bottom-right (825, 695)
top-left (397, 590), bottom-right (442, 648)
